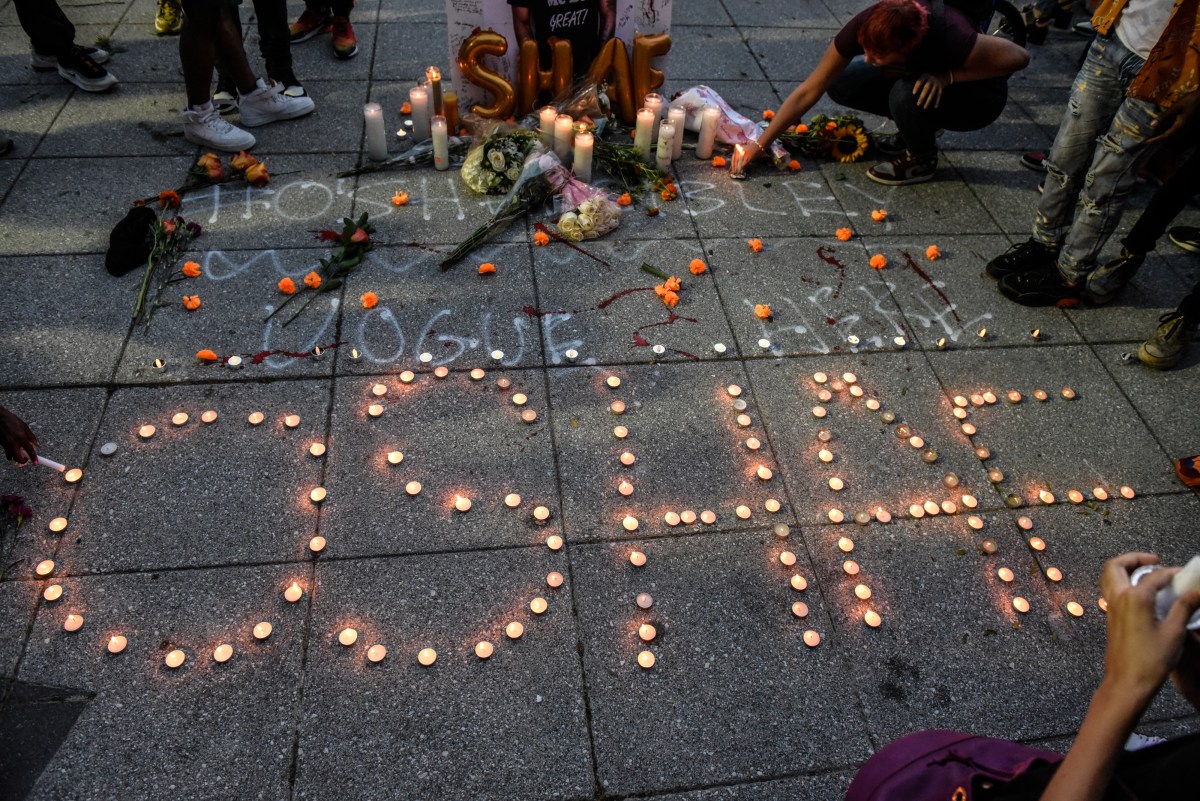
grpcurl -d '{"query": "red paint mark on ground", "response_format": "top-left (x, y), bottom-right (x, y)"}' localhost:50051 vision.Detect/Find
top-left (404, 241), bottom-right (448, 255)
top-left (816, 246), bottom-right (845, 299)
top-left (826, 317), bottom-right (838, 325)
top-left (901, 250), bottom-right (960, 322)
top-left (534, 222), bottom-right (612, 268)
top-left (241, 341), bottom-right (347, 365)
top-left (629, 312), bottom-right (701, 359)
top-left (597, 286), bottom-right (656, 311)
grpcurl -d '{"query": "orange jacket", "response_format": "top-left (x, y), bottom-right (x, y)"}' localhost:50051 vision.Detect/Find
top-left (1091, 0), bottom-right (1199, 109)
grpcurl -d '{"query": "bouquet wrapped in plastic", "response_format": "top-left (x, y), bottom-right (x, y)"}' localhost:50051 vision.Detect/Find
top-left (460, 122), bottom-right (543, 195)
top-left (668, 85), bottom-right (790, 162)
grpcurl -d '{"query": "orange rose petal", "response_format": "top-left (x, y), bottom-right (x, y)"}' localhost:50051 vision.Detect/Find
top-left (182, 295), bottom-right (201, 311)
top-left (689, 258), bottom-right (707, 275)
top-left (182, 261), bottom-right (202, 278)
top-left (869, 254), bottom-right (887, 270)
top-left (196, 349), bottom-right (218, 363)
top-left (478, 263), bottom-right (497, 275)
top-left (361, 291), bottom-right (378, 309)
top-left (835, 228), bottom-right (852, 242)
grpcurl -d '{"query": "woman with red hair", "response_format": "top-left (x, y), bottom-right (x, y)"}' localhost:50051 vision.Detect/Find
top-left (739, 0), bottom-right (1029, 185)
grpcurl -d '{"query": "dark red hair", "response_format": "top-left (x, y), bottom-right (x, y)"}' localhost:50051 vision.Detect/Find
top-left (858, 0), bottom-right (930, 58)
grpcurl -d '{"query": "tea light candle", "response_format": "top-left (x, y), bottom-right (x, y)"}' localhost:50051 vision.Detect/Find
top-left (961, 423), bottom-right (977, 436)
top-left (367, 644), bottom-right (387, 663)
top-left (864, 610), bottom-right (882, 628)
top-left (790, 574), bottom-right (807, 591)
top-left (837, 536), bottom-right (854, 553)
top-left (201, 410), bottom-right (218, 424)
top-left (701, 510), bottom-right (717, 524)
top-left (765, 499), bottom-right (781, 513)
top-left (736, 414), bottom-right (753, 427)
top-left (308, 442), bottom-right (326, 458)
top-left (309, 487), bottom-right (327, 503)
top-left (967, 516), bottom-right (984, 530)
top-left (43, 584), bottom-right (62, 601)
top-left (309, 536), bottom-right (326, 553)
top-left (534, 506), bottom-right (551, 521)
top-left (696, 104), bottom-right (720, 159)
top-left (1038, 490), bottom-right (1055, 505)
top-left (734, 505), bottom-right (750, 519)
top-left (573, 130), bottom-right (594, 182)
top-left (504, 493), bottom-right (521, 508)
top-left (909, 504), bottom-right (925, 519)
top-left (865, 398), bottom-right (880, 411)
top-left (454, 494), bottom-right (472, 512)
top-left (49, 517), bottom-right (68, 533)
top-left (779, 550), bottom-right (797, 566)
top-left (1119, 486), bottom-right (1135, 499)
top-left (339, 628), bottom-right (358, 646)
top-left (364, 102), bottom-right (388, 161)
top-left (1066, 601), bottom-right (1084, 617)
top-left (637, 650), bottom-right (656, 669)
top-left (745, 437), bottom-right (761, 451)
top-left (817, 429), bottom-right (833, 443)
top-left (982, 391), bottom-right (997, 404)
top-left (636, 592), bottom-right (654, 609)
top-left (893, 336), bottom-right (907, 348)
top-left (875, 507), bottom-right (892, 523)
top-left (610, 401), bottom-right (625, 414)
top-left (138, 424), bottom-right (156, 439)
top-left (909, 436), bottom-right (925, 449)
top-left (248, 411), bottom-right (264, 425)
top-left (997, 567), bottom-right (1014, 582)
top-left (253, 621), bottom-right (273, 640)
top-left (812, 406), bottom-right (827, 419)
top-left (854, 583), bottom-right (872, 600)
top-left (1068, 489), bottom-right (1084, 504)
top-left (547, 571), bottom-right (564, 588)
top-left (622, 515), bottom-right (639, 532)
top-left (284, 581), bottom-right (303, 602)
top-left (214, 643), bottom-right (233, 663)
top-left (1099, 597), bottom-right (1109, 612)
top-left (802, 630), bottom-right (821, 647)
top-left (1045, 567), bottom-right (1063, 582)
top-left (530, 597), bottom-right (548, 614)
top-left (370, 380), bottom-right (386, 395)
top-left (953, 408), bottom-right (968, 420)
top-left (1034, 389), bottom-right (1048, 401)
top-left (923, 500), bottom-right (940, 516)
top-left (881, 410), bottom-right (896, 423)
top-left (368, 404), bottom-right (384, 418)
top-left (664, 511), bottom-right (681, 526)
top-left (629, 550), bottom-right (647, 567)
top-left (981, 539), bottom-right (998, 554)
top-left (410, 85), bottom-right (431, 139)
top-left (843, 560), bottom-right (860, 575)
top-left (35, 560), bottom-right (54, 577)
top-left (434, 366), bottom-right (449, 378)
top-left (816, 390), bottom-right (832, 402)
top-left (521, 409), bottom-right (538, 423)
top-left (506, 621), bottom-right (525, 640)
top-left (974, 447), bottom-right (990, 460)
top-left (107, 635), bottom-right (127, 654)
top-left (165, 649), bottom-right (186, 668)
top-left (1012, 597), bottom-right (1030, 614)
top-left (1007, 391), bottom-right (1022, 403)
top-left (849, 385), bottom-right (864, 398)
top-left (791, 601), bottom-right (809, 618)
top-left (923, 450), bottom-right (939, 464)
top-left (1061, 387), bottom-right (1076, 399)
top-left (400, 370), bottom-right (416, 383)
top-left (774, 523), bottom-right (790, 539)
top-left (547, 535), bottom-right (564, 550)
top-left (634, 107), bottom-right (654, 160)
top-left (475, 641), bottom-right (494, 659)
top-left (1029, 536), bottom-right (1046, 551)
top-left (1093, 487), bottom-right (1109, 501)
top-left (988, 469), bottom-right (1004, 483)
top-left (940, 500), bottom-right (957, 515)
top-left (756, 465), bottom-right (773, 480)
top-left (418, 647), bottom-right (437, 666)
top-left (818, 449), bottom-right (833, 463)
top-left (406, 481), bottom-right (422, 495)
top-left (681, 510), bottom-right (698, 524)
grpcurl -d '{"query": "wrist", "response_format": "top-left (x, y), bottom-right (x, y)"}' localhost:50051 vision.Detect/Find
top-left (1093, 676), bottom-right (1156, 722)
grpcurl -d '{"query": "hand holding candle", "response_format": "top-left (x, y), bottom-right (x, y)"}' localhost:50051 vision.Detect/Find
top-left (0, 404), bottom-right (38, 465)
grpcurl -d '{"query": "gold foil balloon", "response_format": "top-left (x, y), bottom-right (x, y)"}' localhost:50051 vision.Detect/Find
top-left (586, 37), bottom-right (636, 124)
top-left (632, 33), bottom-right (672, 116)
top-left (457, 28), bottom-right (515, 119)
top-left (517, 38), bottom-right (573, 116)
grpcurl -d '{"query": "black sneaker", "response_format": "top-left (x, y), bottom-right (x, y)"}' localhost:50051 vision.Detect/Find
top-left (1085, 248), bottom-right (1144, 305)
top-left (1019, 151), bottom-right (1047, 172)
top-left (998, 263), bottom-right (1082, 308)
top-left (867, 151), bottom-right (937, 186)
top-left (985, 239), bottom-right (1058, 279)
top-left (1138, 311), bottom-right (1192, 369)
top-left (32, 44), bottom-right (109, 71)
top-left (874, 132), bottom-right (906, 157)
top-left (1168, 226), bottom-right (1200, 254)
top-left (57, 48), bottom-right (118, 92)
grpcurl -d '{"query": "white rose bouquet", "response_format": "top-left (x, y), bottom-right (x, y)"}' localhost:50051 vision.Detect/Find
top-left (461, 128), bottom-right (542, 195)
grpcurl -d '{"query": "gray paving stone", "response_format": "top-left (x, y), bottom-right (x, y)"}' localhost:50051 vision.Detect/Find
top-left (116, 247), bottom-right (339, 384)
top-left (732, 0), bottom-right (842, 28)
top-left (924, 346), bottom-right (1182, 496)
top-left (295, 550), bottom-right (593, 801)
top-left (1065, 252), bottom-right (1199, 345)
top-left (938, 100), bottom-right (1051, 153)
top-left (105, 12), bottom-right (186, 84)
top-left (375, 1), bottom-right (445, 24)
top-left (0, 84), bottom-right (68, 159)
top-left (645, 772), bottom-right (855, 801)
top-left (1092, 343), bottom-right (1200, 462)
top-left (0, 580), bottom-right (37, 677)
top-left (336, 242), bottom-right (542, 373)
top-left (550, 361), bottom-right (795, 542)
top-left (19, 564), bottom-right (302, 801)
top-left (372, 22), bottom-right (450, 83)
top-left (0, 22), bottom-right (123, 86)
top-left (289, 21), bottom-right (380, 81)
top-left (0, 158), bottom-right (18, 199)
top-left (217, 78), bottom-right (364, 157)
top-left (63, 381), bottom-right (330, 572)
top-left (531, 237), bottom-right (736, 365)
top-left (941, 150), bottom-right (1050, 236)
top-left (747, 353), bottom-right (997, 528)
top-left (674, 0), bottom-right (735, 26)
top-left (318, 371), bottom-right (559, 557)
top-left (668, 25), bottom-right (764, 82)
top-left (38, 81), bottom-right (190, 158)
top-left (0, 254), bottom-right (135, 386)
top-left (570, 531), bottom-right (874, 796)
top-left (744, 26), bottom-right (834, 83)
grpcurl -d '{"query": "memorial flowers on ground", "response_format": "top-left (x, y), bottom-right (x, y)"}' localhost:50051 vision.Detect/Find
top-left (267, 212), bottom-right (375, 326)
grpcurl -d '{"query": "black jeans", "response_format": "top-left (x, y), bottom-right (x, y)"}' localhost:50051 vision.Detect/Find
top-left (13, 0), bottom-right (76, 60)
top-left (828, 57), bottom-right (1009, 156)
top-left (216, 0), bottom-right (296, 91)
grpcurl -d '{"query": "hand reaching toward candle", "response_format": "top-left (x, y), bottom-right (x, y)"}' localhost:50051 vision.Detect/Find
top-left (0, 404), bottom-right (38, 465)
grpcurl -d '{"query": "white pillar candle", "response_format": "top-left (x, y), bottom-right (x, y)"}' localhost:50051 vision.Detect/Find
top-left (409, 86), bottom-right (430, 140)
top-left (643, 92), bottom-right (663, 141)
top-left (696, 105), bottom-right (720, 159)
top-left (426, 66), bottom-right (443, 116)
top-left (573, 131), bottom-right (594, 182)
top-left (634, 107), bottom-right (654, 161)
top-left (431, 115), bottom-right (449, 171)
top-left (539, 105), bottom-right (557, 146)
top-left (667, 106), bottom-right (686, 160)
top-left (364, 102), bottom-right (387, 162)
top-left (554, 114), bottom-right (574, 161)
top-left (655, 122), bottom-right (676, 171)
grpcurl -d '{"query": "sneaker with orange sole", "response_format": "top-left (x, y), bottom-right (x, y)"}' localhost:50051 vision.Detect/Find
top-left (290, 8), bottom-right (332, 43)
top-left (331, 15), bottom-right (358, 59)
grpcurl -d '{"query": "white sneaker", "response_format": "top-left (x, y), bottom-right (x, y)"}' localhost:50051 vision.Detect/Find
top-left (32, 44), bottom-right (110, 71)
top-left (238, 78), bottom-right (315, 127)
top-left (212, 91), bottom-right (237, 115)
top-left (181, 106), bottom-right (256, 151)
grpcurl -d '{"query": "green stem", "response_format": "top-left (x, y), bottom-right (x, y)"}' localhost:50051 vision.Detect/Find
top-left (640, 263), bottom-right (669, 281)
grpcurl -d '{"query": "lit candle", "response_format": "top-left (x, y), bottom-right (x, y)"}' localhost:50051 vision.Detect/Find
top-left (43, 584), bottom-right (62, 601)
top-left (620, 451), bottom-right (636, 466)
top-left (790, 574), bottom-right (807, 591)
top-left (802, 630), bottom-right (821, 647)
top-left (367, 644), bottom-right (387, 663)
top-left (530, 597), bottom-right (548, 615)
top-left (339, 628), bottom-right (358, 646)
top-left (539, 106), bottom-right (557, 144)
top-left (64, 613), bottom-right (84, 632)
top-left (765, 499), bottom-right (781, 513)
top-left (1034, 389), bottom-right (1048, 401)
top-left (865, 398), bottom-right (880, 411)
top-left (681, 510), bottom-right (698, 524)
top-left (696, 104), bottom-right (720, 159)
top-left (909, 435), bottom-right (925, 449)
top-left (1046, 567), bottom-right (1063, 582)
top-left (1066, 601), bottom-right (1084, 617)
top-left (634, 107), bottom-right (654, 160)
top-left (997, 567), bottom-right (1014, 582)
top-left (638, 623), bottom-right (656, 642)
top-left (1021, 517), bottom-right (1036, 530)
top-left (547, 571), bottom-right (564, 587)
top-left (967, 516), bottom-right (984, 530)
top-left (35, 559), bottom-right (54, 577)
top-left (214, 643), bottom-right (233, 663)
top-left (961, 493), bottom-right (978, 508)
top-left (756, 465), bottom-right (773, 481)
top-left (779, 550), bottom-right (797, 566)
top-left (418, 647), bottom-right (437, 666)
top-left (837, 536), bottom-right (854, 553)
top-left (1119, 486), bottom-right (1135, 499)
top-left (284, 581), bottom-right (303, 602)
top-left (505, 621), bottom-right (524, 639)
top-left (745, 437), bottom-right (761, 451)
top-left (521, 410), bottom-right (538, 423)
top-left (426, 66), bottom-right (443, 115)
top-left (923, 500), bottom-right (940, 516)
top-left (453, 494), bottom-right (472, 512)
top-left (622, 515), bottom-right (639, 532)
top-left (504, 493), bottom-right (521, 508)
top-left (165, 649), bottom-right (186, 668)
top-left (405, 481), bottom-right (422, 496)
top-left (655, 121), bottom-right (675, 171)
top-left (981, 539), bottom-right (998, 554)
top-left (636, 592), bottom-right (654, 609)
top-left (818, 449), bottom-right (833, 463)
top-left (1007, 390), bottom-right (1022, 403)
top-left (843, 560), bottom-right (860, 575)
top-left (1012, 597), bottom-right (1030, 614)
top-left (909, 504), bottom-right (925, 519)
top-left (248, 411), bottom-right (264, 425)
top-left (1099, 597), bottom-right (1109, 612)
top-left (817, 429), bottom-right (833, 442)
top-left (546, 534), bottom-right (563, 550)
top-left (629, 550), bottom-right (647, 567)
top-left (791, 601), bottom-right (809, 618)
top-left (610, 401), bottom-right (625, 414)
top-left (554, 113), bottom-right (574, 161)
top-left (1093, 487), bottom-right (1109, 501)
top-left (941, 500), bottom-right (957, 515)
top-left (1068, 489), bottom-right (1084, 504)
top-left (61, 467), bottom-right (83, 485)
top-left (875, 507), bottom-right (892, 523)
top-left (309, 487), bottom-right (327, 504)
top-left (49, 517), bottom-right (67, 533)
top-left (1038, 490), bottom-right (1055, 505)
top-left (1029, 536), bottom-right (1046, 551)
top-left (667, 106), bottom-right (686, 159)
top-left (737, 414), bottom-right (753, 427)
top-left (849, 385), bottom-right (864, 398)
top-left (1061, 387), bottom-right (1076, 399)
top-left (953, 408), bottom-right (968, 420)
top-left (409, 85), bottom-right (431, 139)
top-left (961, 423), bottom-right (977, 436)
top-left (975, 447), bottom-right (990, 460)
top-left (309, 536), bottom-right (326, 553)
top-left (643, 92), bottom-right (663, 140)
top-left (253, 621), bottom-right (273, 640)
top-left (613, 425), bottom-right (628, 439)
top-left (854, 583), bottom-right (872, 600)
top-left (105, 635), bottom-right (127, 654)
top-left (701, 510), bottom-right (716, 524)
top-left (987, 469), bottom-right (1004, 483)
top-left (534, 506), bottom-right (551, 522)
top-left (812, 406), bottom-right (827, 419)
top-left (736, 505), bottom-right (752, 519)
top-left (138, 424), bottom-right (156, 439)
top-left (434, 366), bottom-right (448, 378)
top-left (475, 641), bottom-right (494, 659)
top-left (364, 102), bottom-right (388, 161)
top-left (511, 393), bottom-right (528, 407)
top-left (431, 115), bottom-right (449, 170)
top-left (637, 650), bottom-right (656, 669)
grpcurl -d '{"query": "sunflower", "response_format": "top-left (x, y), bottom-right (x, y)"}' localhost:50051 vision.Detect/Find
top-left (830, 125), bottom-right (870, 163)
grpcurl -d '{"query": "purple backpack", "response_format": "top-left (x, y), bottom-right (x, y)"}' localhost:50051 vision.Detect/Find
top-left (846, 730), bottom-right (1064, 801)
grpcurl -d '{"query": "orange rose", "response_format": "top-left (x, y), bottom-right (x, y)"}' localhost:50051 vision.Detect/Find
top-left (662, 290), bottom-right (679, 308)
top-left (278, 277), bottom-right (296, 295)
top-left (664, 276), bottom-right (681, 292)
top-left (361, 291), bottom-right (379, 309)
top-left (689, 258), bottom-right (706, 275)
top-left (661, 185), bottom-right (678, 202)
top-left (196, 349), bottom-right (218, 363)
top-left (230, 150), bottom-right (258, 172)
top-left (533, 231), bottom-right (550, 246)
top-left (835, 228), bottom-right (852, 242)
top-left (763, 109), bottom-right (775, 121)
top-left (304, 271), bottom-right (321, 289)
top-left (871, 209), bottom-right (888, 222)
top-left (400, 101), bottom-right (413, 115)
top-left (825, 122), bottom-right (837, 130)
top-left (787, 160), bottom-right (801, 171)
top-left (754, 304), bottom-right (771, 320)
top-left (925, 245), bottom-right (941, 260)
top-left (748, 238), bottom-right (763, 253)
top-left (182, 261), bottom-right (202, 278)
top-left (869, 254), bottom-right (887, 270)
top-left (712, 156), bottom-right (727, 168)
top-left (350, 228), bottom-right (369, 243)
top-left (796, 124), bottom-right (809, 133)
top-left (196, 152), bottom-right (223, 181)
top-left (478, 262), bottom-right (496, 275)
top-left (244, 162), bottom-right (270, 187)
top-left (617, 193), bottom-right (632, 207)
top-left (654, 283), bottom-right (668, 297)
top-left (182, 295), bottom-right (201, 311)
top-left (392, 191), bottom-right (409, 206)
top-left (159, 189), bottom-right (182, 208)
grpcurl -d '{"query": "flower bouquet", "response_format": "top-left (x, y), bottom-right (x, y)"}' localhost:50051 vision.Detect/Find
top-left (131, 194), bottom-right (203, 331)
top-left (555, 193), bottom-right (621, 242)
top-left (779, 114), bottom-right (870, 163)
top-left (267, 212), bottom-right (375, 327)
top-left (461, 124), bottom-right (543, 195)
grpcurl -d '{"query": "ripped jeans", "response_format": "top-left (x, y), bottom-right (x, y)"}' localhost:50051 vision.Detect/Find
top-left (1031, 33), bottom-right (1163, 283)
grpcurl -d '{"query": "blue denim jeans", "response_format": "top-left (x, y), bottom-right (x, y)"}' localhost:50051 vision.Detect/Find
top-left (1032, 34), bottom-right (1163, 283)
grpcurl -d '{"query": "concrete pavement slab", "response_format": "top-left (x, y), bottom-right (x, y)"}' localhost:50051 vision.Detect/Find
top-left (1092, 343), bottom-right (1200, 462)
top-left (62, 381), bottom-right (330, 572)
top-left (645, 772), bottom-right (855, 801)
top-left (373, 22), bottom-right (451, 83)
top-left (37, 81), bottom-right (190, 158)
top-left (295, 549), bottom-right (593, 801)
top-left (0, 85), bottom-right (68, 160)
top-left (674, 0), bottom-right (736, 27)
top-left (668, 26), bottom-right (765, 82)
top-left (570, 531), bottom-right (873, 796)
top-left (745, 26), bottom-right (835, 84)
top-left (0, 580), bottom-right (37, 677)
top-left (733, 0), bottom-right (842, 29)
top-left (1064, 252), bottom-right (1200, 345)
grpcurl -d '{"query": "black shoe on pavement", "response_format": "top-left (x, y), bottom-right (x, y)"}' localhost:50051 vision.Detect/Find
top-left (985, 239), bottom-right (1058, 280)
top-left (57, 47), bottom-right (118, 92)
top-left (998, 262), bottom-right (1082, 308)
top-left (1085, 248), bottom-right (1144, 305)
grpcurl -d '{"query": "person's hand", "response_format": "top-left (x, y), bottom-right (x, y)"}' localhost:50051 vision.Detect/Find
top-left (0, 405), bottom-right (38, 465)
top-left (1146, 90), bottom-right (1199, 145)
top-left (913, 72), bottom-right (950, 109)
top-left (731, 141), bottom-right (763, 176)
top-left (1099, 552), bottom-right (1200, 705)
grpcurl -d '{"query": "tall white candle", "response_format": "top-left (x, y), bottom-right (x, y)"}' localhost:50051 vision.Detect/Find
top-left (573, 131), bottom-right (594, 182)
top-left (409, 86), bottom-right (430, 140)
top-left (667, 106), bottom-right (686, 160)
top-left (554, 114), bottom-right (574, 161)
top-left (539, 106), bottom-right (557, 146)
top-left (656, 122), bottom-right (675, 171)
top-left (431, 115), bottom-right (449, 171)
top-left (426, 66), bottom-right (443, 116)
top-left (696, 105), bottom-right (720, 159)
top-left (634, 107), bottom-right (654, 161)
top-left (643, 92), bottom-right (663, 142)
top-left (364, 103), bottom-right (387, 162)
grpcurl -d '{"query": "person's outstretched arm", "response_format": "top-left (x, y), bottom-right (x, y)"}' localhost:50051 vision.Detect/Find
top-left (1040, 553), bottom-right (1200, 801)
top-left (0, 404), bottom-right (38, 465)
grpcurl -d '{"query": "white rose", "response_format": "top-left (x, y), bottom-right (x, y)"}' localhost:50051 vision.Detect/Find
top-left (487, 150), bottom-right (506, 171)
top-left (556, 212), bottom-right (583, 241)
top-left (576, 213), bottom-right (595, 234)
top-left (506, 166), bottom-right (521, 181)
